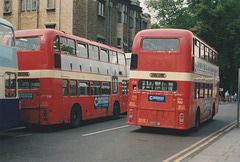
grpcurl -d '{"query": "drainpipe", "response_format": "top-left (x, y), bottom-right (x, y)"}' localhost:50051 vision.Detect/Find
top-left (109, 0), bottom-right (113, 46)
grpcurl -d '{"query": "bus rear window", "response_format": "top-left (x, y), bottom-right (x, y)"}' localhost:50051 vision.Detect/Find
top-left (138, 80), bottom-right (177, 92)
top-left (142, 38), bottom-right (179, 51)
top-left (18, 79), bottom-right (40, 89)
top-left (16, 37), bottom-right (40, 50)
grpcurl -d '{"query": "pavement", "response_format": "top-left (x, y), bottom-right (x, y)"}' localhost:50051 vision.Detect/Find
top-left (188, 126), bottom-right (240, 162)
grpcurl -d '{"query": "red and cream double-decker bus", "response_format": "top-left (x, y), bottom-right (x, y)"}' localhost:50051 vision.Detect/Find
top-left (15, 29), bottom-right (128, 127)
top-left (127, 29), bottom-right (219, 130)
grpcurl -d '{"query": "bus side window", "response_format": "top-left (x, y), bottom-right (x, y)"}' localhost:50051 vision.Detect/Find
top-left (209, 84), bottom-right (213, 97)
top-left (112, 76), bottom-right (118, 94)
top-left (209, 50), bottom-right (213, 63)
top-left (78, 81), bottom-right (90, 96)
top-left (89, 45), bottom-right (99, 60)
top-left (63, 80), bottom-right (68, 96)
top-left (60, 37), bottom-right (76, 55)
top-left (200, 83), bottom-right (204, 98)
top-left (54, 36), bottom-right (60, 52)
top-left (77, 42), bottom-right (88, 58)
top-left (194, 40), bottom-right (200, 57)
top-left (102, 82), bottom-right (110, 95)
top-left (205, 84), bottom-right (209, 98)
top-left (201, 43), bottom-right (205, 60)
top-left (70, 80), bottom-right (77, 96)
top-left (91, 81), bottom-right (101, 95)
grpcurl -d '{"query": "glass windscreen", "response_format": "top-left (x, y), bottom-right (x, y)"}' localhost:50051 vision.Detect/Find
top-left (16, 37), bottom-right (40, 50)
top-left (142, 38), bottom-right (179, 51)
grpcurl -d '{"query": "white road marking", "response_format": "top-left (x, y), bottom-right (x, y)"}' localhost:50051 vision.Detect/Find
top-left (82, 125), bottom-right (129, 137)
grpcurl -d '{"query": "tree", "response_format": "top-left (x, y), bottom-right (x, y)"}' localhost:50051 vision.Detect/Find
top-left (145, 0), bottom-right (240, 93)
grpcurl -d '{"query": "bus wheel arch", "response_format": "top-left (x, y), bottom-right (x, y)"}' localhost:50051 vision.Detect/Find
top-left (195, 107), bottom-right (200, 130)
top-left (112, 101), bottom-right (120, 119)
top-left (70, 103), bottom-right (82, 128)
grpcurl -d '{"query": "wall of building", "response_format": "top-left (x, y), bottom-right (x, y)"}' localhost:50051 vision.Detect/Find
top-left (0, 0), bottom-right (150, 52)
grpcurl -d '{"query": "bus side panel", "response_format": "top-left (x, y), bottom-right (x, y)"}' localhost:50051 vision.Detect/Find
top-left (0, 99), bottom-right (19, 130)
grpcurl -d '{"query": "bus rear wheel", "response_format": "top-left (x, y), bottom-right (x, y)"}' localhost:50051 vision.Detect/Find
top-left (70, 105), bottom-right (82, 128)
top-left (112, 102), bottom-right (120, 119)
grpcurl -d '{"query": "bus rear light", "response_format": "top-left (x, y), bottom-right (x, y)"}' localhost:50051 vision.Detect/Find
top-left (179, 113), bottom-right (184, 124)
top-left (43, 109), bottom-right (48, 121)
top-left (129, 109), bottom-right (133, 120)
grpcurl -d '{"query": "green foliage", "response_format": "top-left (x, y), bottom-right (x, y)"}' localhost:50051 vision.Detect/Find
top-left (145, 0), bottom-right (240, 93)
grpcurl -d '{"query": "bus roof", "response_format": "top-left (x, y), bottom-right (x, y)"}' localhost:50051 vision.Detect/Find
top-left (0, 18), bottom-right (14, 29)
top-left (15, 28), bottom-right (125, 54)
top-left (134, 29), bottom-right (218, 54)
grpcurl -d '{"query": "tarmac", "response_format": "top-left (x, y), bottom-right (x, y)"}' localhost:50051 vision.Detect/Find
top-left (188, 126), bottom-right (240, 162)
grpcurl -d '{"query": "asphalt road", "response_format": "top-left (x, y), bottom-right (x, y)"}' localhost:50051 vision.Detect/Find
top-left (0, 103), bottom-right (238, 162)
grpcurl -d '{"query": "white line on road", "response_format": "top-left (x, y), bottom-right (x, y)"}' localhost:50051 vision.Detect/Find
top-left (82, 125), bottom-right (129, 137)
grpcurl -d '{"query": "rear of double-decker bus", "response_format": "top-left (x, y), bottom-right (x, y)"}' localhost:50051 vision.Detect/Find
top-left (127, 29), bottom-right (194, 130)
top-left (16, 29), bottom-right (61, 126)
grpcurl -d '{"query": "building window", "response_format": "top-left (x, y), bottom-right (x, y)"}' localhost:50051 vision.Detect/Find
top-left (4, 0), bottom-right (11, 13)
top-left (117, 38), bottom-right (121, 48)
top-left (135, 12), bottom-right (139, 29)
top-left (97, 38), bottom-right (105, 44)
top-left (117, 3), bottom-right (122, 23)
top-left (48, 0), bottom-right (54, 9)
top-left (32, 0), bottom-right (36, 11)
top-left (123, 5), bottom-right (128, 24)
top-left (21, 0), bottom-right (26, 11)
top-left (27, 0), bottom-right (31, 11)
top-left (130, 10), bottom-right (134, 28)
top-left (98, 1), bottom-right (105, 17)
top-left (45, 24), bottom-right (56, 29)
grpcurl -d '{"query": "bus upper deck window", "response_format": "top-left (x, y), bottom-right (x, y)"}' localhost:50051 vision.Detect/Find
top-left (142, 38), bottom-right (179, 51)
top-left (54, 36), bottom-right (60, 52)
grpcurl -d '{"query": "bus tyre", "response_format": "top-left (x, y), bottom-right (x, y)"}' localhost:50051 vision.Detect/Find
top-left (70, 105), bottom-right (82, 128)
top-left (195, 109), bottom-right (200, 130)
top-left (112, 102), bottom-right (120, 119)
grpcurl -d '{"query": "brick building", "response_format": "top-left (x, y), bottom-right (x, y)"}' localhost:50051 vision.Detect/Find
top-left (0, 0), bottom-right (151, 52)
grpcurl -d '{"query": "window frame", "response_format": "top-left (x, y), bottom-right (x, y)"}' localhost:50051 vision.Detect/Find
top-left (4, 0), bottom-right (11, 13)
top-left (100, 48), bottom-right (109, 62)
top-left (60, 37), bottom-right (76, 55)
top-left (63, 80), bottom-right (68, 97)
top-left (78, 81), bottom-right (90, 96)
top-left (5, 72), bottom-right (17, 98)
top-left (89, 45), bottom-right (99, 60)
top-left (70, 80), bottom-right (77, 96)
top-left (91, 81), bottom-right (101, 96)
top-left (109, 50), bottom-right (117, 64)
top-left (98, 1), bottom-right (105, 17)
top-left (102, 82), bottom-right (110, 95)
top-left (118, 52), bottom-right (126, 65)
top-left (77, 41), bottom-right (88, 58)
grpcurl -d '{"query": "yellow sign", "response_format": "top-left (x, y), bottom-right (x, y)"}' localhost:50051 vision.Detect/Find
top-left (149, 73), bottom-right (167, 78)
top-left (18, 72), bottom-right (30, 77)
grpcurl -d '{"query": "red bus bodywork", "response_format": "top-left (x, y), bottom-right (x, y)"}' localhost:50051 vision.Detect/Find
top-left (127, 29), bottom-right (219, 130)
top-left (16, 29), bottom-right (128, 126)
